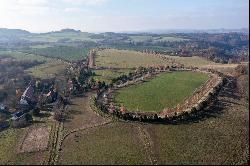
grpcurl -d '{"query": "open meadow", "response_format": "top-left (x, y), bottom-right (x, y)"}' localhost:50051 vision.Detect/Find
top-left (95, 49), bottom-right (170, 69)
top-left (29, 46), bottom-right (90, 62)
top-left (128, 35), bottom-right (187, 42)
top-left (93, 69), bottom-right (132, 84)
top-left (114, 71), bottom-right (209, 112)
top-left (0, 51), bottom-right (69, 79)
top-left (166, 55), bottom-right (217, 67)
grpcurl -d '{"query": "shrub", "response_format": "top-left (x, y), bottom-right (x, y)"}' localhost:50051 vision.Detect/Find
top-left (54, 109), bottom-right (67, 122)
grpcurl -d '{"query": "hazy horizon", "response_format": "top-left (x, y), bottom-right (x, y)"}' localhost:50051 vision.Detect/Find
top-left (0, 0), bottom-right (249, 33)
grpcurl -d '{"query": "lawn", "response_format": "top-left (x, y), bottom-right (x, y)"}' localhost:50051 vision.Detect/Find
top-left (115, 71), bottom-right (209, 113)
top-left (59, 123), bottom-right (150, 165)
top-left (95, 49), bottom-right (170, 69)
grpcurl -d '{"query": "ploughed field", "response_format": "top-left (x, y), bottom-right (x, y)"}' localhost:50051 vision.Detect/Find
top-left (114, 71), bottom-right (209, 113)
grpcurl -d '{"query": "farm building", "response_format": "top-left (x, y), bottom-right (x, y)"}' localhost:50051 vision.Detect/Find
top-left (20, 84), bottom-right (37, 108)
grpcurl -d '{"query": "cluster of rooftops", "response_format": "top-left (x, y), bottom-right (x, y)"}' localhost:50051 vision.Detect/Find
top-left (12, 80), bottom-right (58, 121)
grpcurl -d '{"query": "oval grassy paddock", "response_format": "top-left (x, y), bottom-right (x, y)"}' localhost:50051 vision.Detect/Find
top-left (114, 71), bottom-right (209, 113)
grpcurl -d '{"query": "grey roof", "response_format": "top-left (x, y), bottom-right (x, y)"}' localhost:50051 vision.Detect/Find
top-left (22, 85), bottom-right (35, 100)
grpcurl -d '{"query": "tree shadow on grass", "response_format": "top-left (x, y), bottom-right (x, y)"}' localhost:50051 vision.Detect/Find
top-left (69, 109), bottom-right (82, 115)
top-left (32, 120), bottom-right (46, 124)
top-left (37, 112), bottom-right (51, 118)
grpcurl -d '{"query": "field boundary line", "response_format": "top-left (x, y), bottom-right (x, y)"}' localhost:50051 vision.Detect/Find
top-left (136, 124), bottom-right (158, 165)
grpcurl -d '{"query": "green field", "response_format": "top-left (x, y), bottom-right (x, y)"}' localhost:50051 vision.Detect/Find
top-left (155, 36), bottom-right (188, 42)
top-left (21, 32), bottom-right (98, 43)
top-left (129, 35), bottom-right (186, 42)
top-left (165, 55), bottom-right (217, 67)
top-left (93, 69), bottom-right (132, 84)
top-left (59, 123), bottom-right (150, 165)
top-left (95, 49), bottom-right (170, 69)
top-left (0, 51), bottom-right (48, 62)
top-left (145, 98), bottom-right (249, 165)
top-left (129, 35), bottom-right (153, 42)
top-left (110, 45), bottom-right (173, 53)
top-left (25, 61), bottom-right (68, 79)
top-left (0, 51), bottom-right (68, 79)
top-left (29, 46), bottom-right (89, 61)
top-left (115, 71), bottom-right (209, 112)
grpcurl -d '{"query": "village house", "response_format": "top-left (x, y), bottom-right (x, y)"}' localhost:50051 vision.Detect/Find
top-left (20, 82), bottom-right (37, 109)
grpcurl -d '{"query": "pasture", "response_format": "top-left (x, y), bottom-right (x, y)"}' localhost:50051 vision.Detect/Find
top-left (95, 49), bottom-right (170, 69)
top-left (57, 79), bottom-right (248, 165)
top-left (143, 84), bottom-right (249, 165)
top-left (21, 32), bottom-right (98, 43)
top-left (114, 71), bottom-right (209, 113)
top-left (0, 51), bottom-right (69, 79)
top-left (129, 35), bottom-right (187, 42)
top-left (59, 123), bottom-right (150, 165)
top-left (93, 69), bottom-right (132, 84)
top-left (166, 55), bottom-right (217, 67)
top-left (0, 51), bottom-right (48, 62)
top-left (29, 46), bottom-right (89, 61)
top-left (1, 75), bottom-right (247, 165)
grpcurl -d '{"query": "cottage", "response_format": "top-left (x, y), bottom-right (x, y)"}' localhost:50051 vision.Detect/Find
top-left (20, 84), bottom-right (37, 107)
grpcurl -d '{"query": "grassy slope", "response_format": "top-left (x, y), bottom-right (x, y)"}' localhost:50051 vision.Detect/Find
top-left (145, 91), bottom-right (249, 165)
top-left (155, 36), bottom-right (188, 42)
top-left (0, 51), bottom-right (68, 79)
top-left (30, 46), bottom-right (88, 61)
top-left (96, 49), bottom-right (169, 68)
top-left (25, 61), bottom-right (68, 79)
top-left (93, 69), bottom-right (132, 84)
top-left (0, 51), bottom-right (48, 61)
top-left (21, 32), bottom-right (97, 42)
top-left (59, 123), bottom-right (150, 165)
top-left (166, 55), bottom-right (217, 67)
top-left (129, 36), bottom-right (186, 42)
top-left (129, 35), bottom-right (153, 42)
top-left (115, 71), bottom-right (209, 112)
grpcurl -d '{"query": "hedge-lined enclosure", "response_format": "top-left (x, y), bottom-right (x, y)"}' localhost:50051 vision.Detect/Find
top-left (93, 67), bottom-right (225, 123)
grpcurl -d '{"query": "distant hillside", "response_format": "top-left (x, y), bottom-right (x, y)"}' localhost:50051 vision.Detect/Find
top-left (0, 28), bottom-right (31, 42)
top-left (0, 28), bottom-right (30, 36)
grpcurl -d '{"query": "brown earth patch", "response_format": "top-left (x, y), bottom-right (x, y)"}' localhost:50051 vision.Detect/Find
top-left (63, 92), bottom-right (108, 132)
top-left (19, 126), bottom-right (51, 153)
